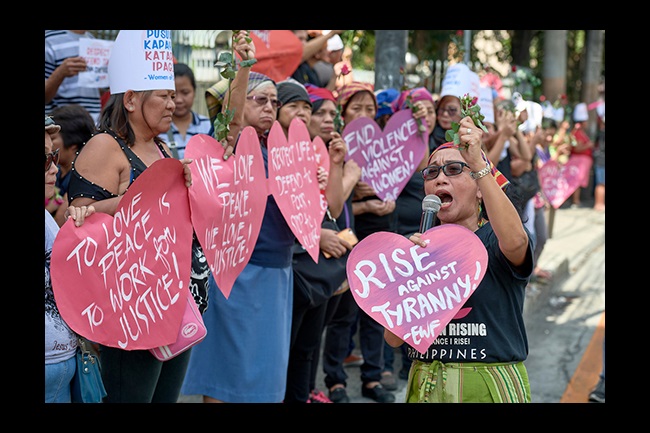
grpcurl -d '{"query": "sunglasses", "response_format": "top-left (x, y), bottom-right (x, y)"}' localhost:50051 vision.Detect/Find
top-left (437, 106), bottom-right (459, 116)
top-left (246, 95), bottom-right (282, 108)
top-left (421, 161), bottom-right (469, 181)
top-left (45, 148), bottom-right (60, 171)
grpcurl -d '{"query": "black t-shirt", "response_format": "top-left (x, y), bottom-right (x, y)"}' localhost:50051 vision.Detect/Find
top-left (406, 222), bottom-right (534, 364)
top-left (353, 196), bottom-right (397, 241)
top-left (395, 172), bottom-right (425, 237)
top-left (291, 61), bottom-right (327, 88)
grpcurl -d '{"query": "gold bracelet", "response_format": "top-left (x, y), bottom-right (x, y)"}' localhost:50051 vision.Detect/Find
top-left (470, 164), bottom-right (491, 180)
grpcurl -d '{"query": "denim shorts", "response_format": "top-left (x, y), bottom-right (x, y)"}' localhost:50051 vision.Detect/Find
top-left (594, 165), bottom-right (605, 186)
top-left (45, 356), bottom-right (75, 403)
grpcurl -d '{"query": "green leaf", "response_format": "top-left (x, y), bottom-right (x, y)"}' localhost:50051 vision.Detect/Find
top-left (445, 130), bottom-right (454, 141)
top-left (218, 52), bottom-right (233, 63)
top-left (240, 59), bottom-right (257, 68)
top-left (221, 69), bottom-right (236, 80)
top-left (453, 134), bottom-right (460, 145)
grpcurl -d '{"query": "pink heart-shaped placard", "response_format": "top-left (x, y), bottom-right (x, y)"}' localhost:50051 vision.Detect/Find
top-left (185, 130), bottom-right (268, 299)
top-left (346, 225), bottom-right (488, 354)
top-left (313, 135), bottom-right (329, 175)
top-left (51, 159), bottom-right (194, 350)
top-left (342, 109), bottom-right (427, 201)
top-left (538, 154), bottom-right (592, 209)
top-left (312, 135), bottom-right (329, 218)
top-left (267, 118), bottom-right (323, 262)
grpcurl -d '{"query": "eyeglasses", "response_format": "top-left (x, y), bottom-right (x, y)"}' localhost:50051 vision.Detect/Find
top-left (438, 106), bottom-right (459, 116)
top-left (246, 95), bottom-right (282, 108)
top-left (45, 148), bottom-right (60, 171)
top-left (421, 161), bottom-right (469, 181)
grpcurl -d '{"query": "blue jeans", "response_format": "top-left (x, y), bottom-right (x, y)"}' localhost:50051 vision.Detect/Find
top-left (45, 356), bottom-right (75, 403)
top-left (594, 165), bottom-right (605, 186)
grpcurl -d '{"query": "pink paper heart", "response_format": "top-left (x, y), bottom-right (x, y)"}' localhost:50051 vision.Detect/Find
top-left (346, 225), bottom-right (488, 354)
top-left (185, 130), bottom-right (268, 299)
top-left (313, 135), bottom-right (329, 175)
top-left (267, 118), bottom-right (323, 262)
top-left (538, 154), bottom-right (592, 209)
top-left (312, 135), bottom-right (329, 220)
top-left (51, 159), bottom-right (194, 350)
top-left (342, 109), bottom-right (427, 201)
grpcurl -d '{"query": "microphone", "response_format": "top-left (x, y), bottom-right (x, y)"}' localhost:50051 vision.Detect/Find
top-left (419, 194), bottom-right (442, 233)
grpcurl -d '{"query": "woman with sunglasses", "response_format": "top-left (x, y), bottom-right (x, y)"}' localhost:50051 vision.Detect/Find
top-left (384, 117), bottom-right (534, 403)
top-left (45, 115), bottom-right (95, 403)
top-left (181, 36), bottom-right (298, 403)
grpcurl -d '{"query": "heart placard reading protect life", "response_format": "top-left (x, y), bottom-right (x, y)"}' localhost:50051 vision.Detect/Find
top-left (267, 118), bottom-right (324, 263)
top-left (51, 159), bottom-right (194, 350)
top-left (185, 130), bottom-right (268, 299)
top-left (346, 225), bottom-right (488, 354)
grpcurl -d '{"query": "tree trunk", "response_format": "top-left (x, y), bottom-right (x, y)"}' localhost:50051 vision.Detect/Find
top-left (542, 30), bottom-right (568, 104)
top-left (583, 30), bottom-right (605, 139)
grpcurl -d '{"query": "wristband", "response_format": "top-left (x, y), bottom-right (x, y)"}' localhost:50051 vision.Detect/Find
top-left (470, 164), bottom-right (491, 180)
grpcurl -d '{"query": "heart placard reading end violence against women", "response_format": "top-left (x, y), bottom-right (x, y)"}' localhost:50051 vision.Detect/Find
top-left (51, 158), bottom-right (194, 350)
top-left (342, 109), bottom-right (428, 202)
top-left (346, 225), bottom-right (488, 354)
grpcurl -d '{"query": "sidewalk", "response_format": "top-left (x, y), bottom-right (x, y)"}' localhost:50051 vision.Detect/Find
top-left (524, 200), bottom-right (606, 313)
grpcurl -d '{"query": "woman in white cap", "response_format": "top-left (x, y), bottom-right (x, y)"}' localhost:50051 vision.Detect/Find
top-left (67, 30), bottom-right (200, 403)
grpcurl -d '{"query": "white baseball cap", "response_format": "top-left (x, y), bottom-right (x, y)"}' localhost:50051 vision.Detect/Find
top-left (573, 102), bottom-right (589, 122)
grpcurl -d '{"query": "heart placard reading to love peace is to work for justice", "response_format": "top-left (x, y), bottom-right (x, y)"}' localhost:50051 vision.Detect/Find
top-left (346, 225), bottom-right (488, 355)
top-left (185, 130), bottom-right (268, 299)
top-left (51, 159), bottom-right (194, 350)
top-left (342, 109), bottom-right (428, 202)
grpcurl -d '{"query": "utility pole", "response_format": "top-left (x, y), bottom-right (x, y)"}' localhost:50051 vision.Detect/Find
top-left (463, 30), bottom-right (471, 65)
top-left (374, 30), bottom-right (408, 91)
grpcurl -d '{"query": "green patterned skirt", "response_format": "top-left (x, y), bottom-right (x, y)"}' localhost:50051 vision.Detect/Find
top-left (405, 359), bottom-right (531, 403)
